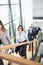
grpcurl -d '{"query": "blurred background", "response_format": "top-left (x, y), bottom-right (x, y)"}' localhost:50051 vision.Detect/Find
top-left (0, 0), bottom-right (43, 43)
top-left (0, 0), bottom-right (33, 43)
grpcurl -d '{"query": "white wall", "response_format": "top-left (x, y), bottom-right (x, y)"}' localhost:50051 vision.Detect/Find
top-left (33, 0), bottom-right (43, 17)
top-left (33, 0), bottom-right (43, 32)
top-left (21, 0), bottom-right (33, 30)
top-left (33, 20), bottom-right (43, 32)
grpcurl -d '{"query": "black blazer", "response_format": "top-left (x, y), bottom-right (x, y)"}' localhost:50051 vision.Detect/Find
top-left (28, 27), bottom-right (36, 41)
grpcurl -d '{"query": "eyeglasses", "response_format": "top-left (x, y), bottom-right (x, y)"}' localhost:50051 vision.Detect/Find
top-left (19, 28), bottom-right (22, 29)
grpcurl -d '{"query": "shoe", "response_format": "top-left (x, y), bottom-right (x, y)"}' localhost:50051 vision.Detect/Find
top-left (8, 63), bottom-right (11, 65)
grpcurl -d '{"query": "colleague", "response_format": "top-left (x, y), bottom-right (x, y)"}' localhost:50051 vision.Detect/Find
top-left (0, 20), bottom-right (14, 65)
top-left (15, 25), bottom-right (27, 58)
top-left (28, 25), bottom-right (36, 50)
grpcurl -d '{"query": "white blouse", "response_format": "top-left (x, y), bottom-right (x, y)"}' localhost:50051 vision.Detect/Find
top-left (16, 31), bottom-right (26, 43)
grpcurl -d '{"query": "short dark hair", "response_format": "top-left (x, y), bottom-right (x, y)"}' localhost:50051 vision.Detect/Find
top-left (18, 25), bottom-right (23, 31)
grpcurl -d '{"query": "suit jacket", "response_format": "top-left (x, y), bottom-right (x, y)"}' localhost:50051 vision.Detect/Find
top-left (28, 27), bottom-right (36, 41)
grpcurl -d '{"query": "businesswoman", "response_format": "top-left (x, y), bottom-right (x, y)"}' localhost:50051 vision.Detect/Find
top-left (0, 20), bottom-right (14, 51)
top-left (0, 20), bottom-right (12, 46)
top-left (15, 25), bottom-right (27, 59)
top-left (0, 20), bottom-right (14, 65)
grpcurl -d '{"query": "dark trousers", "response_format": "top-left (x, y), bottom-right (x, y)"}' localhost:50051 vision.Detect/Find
top-left (0, 40), bottom-right (4, 65)
top-left (0, 59), bottom-right (4, 65)
top-left (15, 40), bottom-right (27, 58)
top-left (39, 54), bottom-right (43, 62)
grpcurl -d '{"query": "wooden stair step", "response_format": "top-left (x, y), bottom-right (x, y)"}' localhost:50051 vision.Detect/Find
top-left (35, 56), bottom-right (40, 62)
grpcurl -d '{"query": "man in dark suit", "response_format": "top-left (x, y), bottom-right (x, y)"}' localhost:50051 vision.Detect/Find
top-left (28, 25), bottom-right (36, 50)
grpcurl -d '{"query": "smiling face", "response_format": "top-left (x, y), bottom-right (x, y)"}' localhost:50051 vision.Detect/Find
top-left (18, 25), bottom-right (23, 34)
top-left (18, 26), bottom-right (22, 32)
